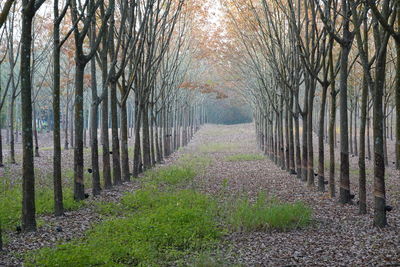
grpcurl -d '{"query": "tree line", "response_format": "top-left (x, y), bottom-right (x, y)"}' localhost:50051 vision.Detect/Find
top-left (0, 0), bottom-right (212, 249)
top-left (223, 0), bottom-right (399, 228)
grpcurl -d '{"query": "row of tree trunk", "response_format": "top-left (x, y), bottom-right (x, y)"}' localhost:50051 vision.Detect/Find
top-left (228, 0), bottom-right (398, 228)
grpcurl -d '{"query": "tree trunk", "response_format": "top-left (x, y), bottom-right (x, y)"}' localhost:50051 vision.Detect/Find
top-left (359, 74), bottom-right (368, 214)
top-left (64, 101), bottom-right (69, 150)
top-left (90, 40), bottom-right (101, 196)
top-left (120, 100), bottom-right (130, 182)
top-left (9, 96), bottom-right (15, 164)
top-left (396, 40), bottom-right (400, 169)
top-left (33, 103), bottom-right (40, 157)
top-left (21, 1), bottom-right (36, 231)
top-left (350, 105), bottom-right (353, 155)
top-left (373, 50), bottom-right (387, 227)
top-left (294, 93), bottom-right (302, 179)
top-left (338, 32), bottom-right (351, 204)
top-left (354, 99), bottom-right (358, 156)
top-left (307, 82), bottom-right (315, 187)
top-left (318, 82), bottom-right (328, 192)
top-left (110, 80), bottom-right (122, 185)
top-left (101, 61), bottom-right (112, 189)
top-left (133, 104), bottom-right (142, 177)
top-left (0, 122), bottom-right (3, 167)
top-left (53, 0), bottom-right (64, 215)
top-left (142, 104), bottom-right (151, 170)
top-left (70, 106), bottom-right (74, 148)
top-left (73, 63), bottom-right (85, 201)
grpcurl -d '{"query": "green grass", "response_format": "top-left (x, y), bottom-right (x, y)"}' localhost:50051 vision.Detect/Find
top-left (27, 158), bottom-right (221, 266)
top-left (25, 153), bottom-right (312, 266)
top-left (0, 187), bottom-right (84, 230)
top-left (199, 143), bottom-right (238, 153)
top-left (143, 154), bottom-right (211, 187)
top-left (228, 192), bottom-right (312, 232)
top-left (144, 165), bottom-right (197, 186)
top-left (0, 166), bottom-right (85, 230)
top-left (225, 154), bottom-right (265, 162)
top-left (188, 252), bottom-right (243, 267)
top-left (28, 189), bottom-right (222, 266)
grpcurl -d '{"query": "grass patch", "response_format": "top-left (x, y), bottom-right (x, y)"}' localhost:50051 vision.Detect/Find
top-left (25, 153), bottom-right (311, 266)
top-left (0, 187), bottom-right (84, 230)
top-left (0, 167), bottom-right (85, 230)
top-left (188, 252), bottom-right (243, 267)
top-left (143, 154), bottom-right (211, 187)
top-left (199, 143), bottom-right (237, 153)
top-left (225, 154), bottom-right (265, 162)
top-left (28, 189), bottom-right (222, 266)
top-left (228, 193), bottom-right (312, 232)
top-left (144, 165), bottom-right (197, 186)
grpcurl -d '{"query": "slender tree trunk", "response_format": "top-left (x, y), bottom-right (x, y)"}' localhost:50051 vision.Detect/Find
top-left (285, 103), bottom-right (290, 171)
top-left (294, 93), bottom-right (302, 179)
top-left (307, 82), bottom-right (315, 187)
top-left (354, 99), bottom-right (358, 156)
top-left (9, 96), bottom-right (15, 164)
top-left (350, 105), bottom-right (353, 155)
top-left (53, 0), bottom-right (64, 215)
top-left (73, 63), bottom-right (85, 201)
top-left (318, 83), bottom-right (328, 191)
top-left (301, 115), bottom-right (308, 182)
top-left (0, 121), bottom-right (3, 167)
top-left (133, 104), bottom-right (142, 177)
top-left (359, 74), bottom-right (368, 214)
top-left (64, 101), bottom-right (69, 150)
top-left (90, 100), bottom-right (101, 195)
top-left (328, 89), bottom-right (337, 196)
top-left (338, 34), bottom-right (352, 204)
top-left (289, 97), bottom-right (296, 174)
top-left (101, 58), bottom-right (112, 189)
top-left (373, 51), bottom-right (388, 227)
top-left (33, 103), bottom-right (40, 157)
top-left (110, 79), bottom-right (122, 185)
top-left (396, 40), bottom-right (400, 169)
top-left (90, 37), bottom-right (101, 196)
top-left (21, 1), bottom-right (36, 231)
top-left (383, 109), bottom-right (388, 166)
top-left (142, 104), bottom-right (151, 170)
top-left (367, 112), bottom-right (371, 159)
top-left (70, 106), bottom-right (74, 148)
top-left (120, 100), bottom-right (130, 181)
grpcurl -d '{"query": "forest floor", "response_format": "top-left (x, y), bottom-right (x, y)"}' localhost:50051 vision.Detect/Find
top-left (1, 123), bottom-right (400, 266)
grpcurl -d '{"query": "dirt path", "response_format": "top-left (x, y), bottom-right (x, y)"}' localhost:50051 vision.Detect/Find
top-left (187, 124), bottom-right (400, 266)
top-left (1, 123), bottom-right (400, 266)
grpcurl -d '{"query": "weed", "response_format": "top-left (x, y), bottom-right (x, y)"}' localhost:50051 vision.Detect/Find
top-left (228, 192), bottom-right (312, 232)
top-left (27, 190), bottom-right (222, 267)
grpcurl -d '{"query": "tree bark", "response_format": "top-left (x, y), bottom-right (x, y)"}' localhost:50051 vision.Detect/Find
top-left (73, 63), bottom-right (85, 201)
top-left (53, 0), bottom-right (64, 215)
top-left (21, 0), bottom-right (39, 232)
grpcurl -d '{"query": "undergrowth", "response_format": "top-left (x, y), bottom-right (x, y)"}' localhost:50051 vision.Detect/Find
top-left (25, 154), bottom-right (312, 266)
top-left (0, 186), bottom-right (83, 230)
top-left (27, 157), bottom-right (222, 266)
top-left (228, 192), bottom-right (312, 232)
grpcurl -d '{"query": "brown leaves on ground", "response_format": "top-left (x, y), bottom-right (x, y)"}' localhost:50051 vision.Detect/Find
top-left (1, 124), bottom-right (400, 266)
